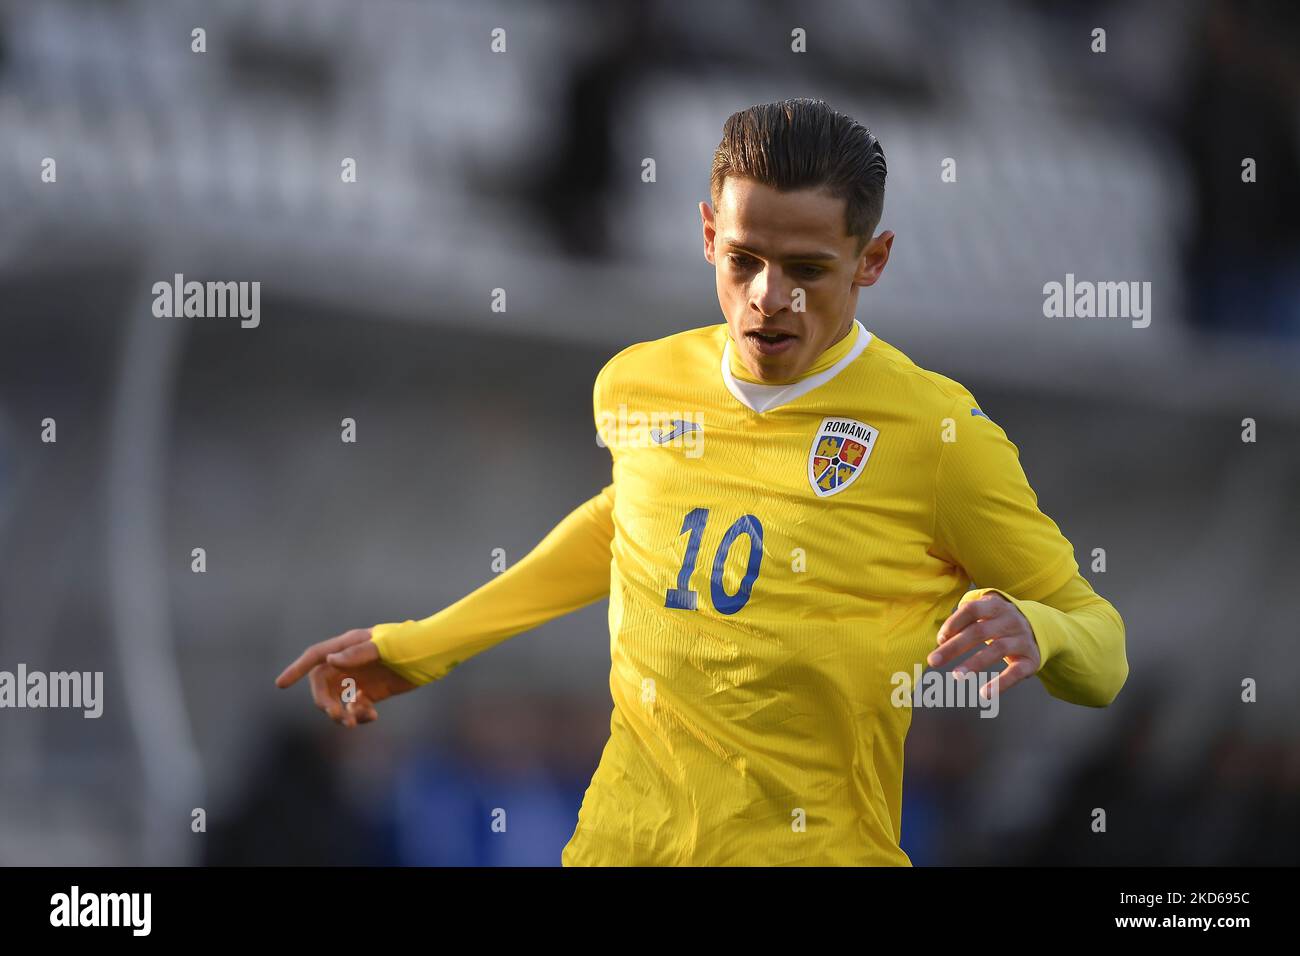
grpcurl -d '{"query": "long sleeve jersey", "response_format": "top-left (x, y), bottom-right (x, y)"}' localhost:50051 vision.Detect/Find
top-left (370, 321), bottom-right (1128, 864)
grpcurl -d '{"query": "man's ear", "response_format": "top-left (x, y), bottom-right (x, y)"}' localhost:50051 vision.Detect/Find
top-left (700, 201), bottom-right (716, 266)
top-left (853, 230), bottom-right (894, 288)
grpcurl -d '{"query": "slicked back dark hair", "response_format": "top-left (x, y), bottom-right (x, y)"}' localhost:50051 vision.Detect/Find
top-left (710, 98), bottom-right (887, 253)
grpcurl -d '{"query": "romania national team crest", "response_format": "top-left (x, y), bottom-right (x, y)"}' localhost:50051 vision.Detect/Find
top-left (808, 416), bottom-right (879, 497)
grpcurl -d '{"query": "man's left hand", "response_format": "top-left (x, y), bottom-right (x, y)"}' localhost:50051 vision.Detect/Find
top-left (928, 593), bottom-right (1040, 698)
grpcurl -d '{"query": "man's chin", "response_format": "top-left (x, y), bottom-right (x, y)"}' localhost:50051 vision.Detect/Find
top-left (744, 346), bottom-right (808, 384)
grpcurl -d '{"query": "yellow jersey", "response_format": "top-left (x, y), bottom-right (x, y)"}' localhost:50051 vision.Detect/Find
top-left (370, 321), bottom-right (1128, 866)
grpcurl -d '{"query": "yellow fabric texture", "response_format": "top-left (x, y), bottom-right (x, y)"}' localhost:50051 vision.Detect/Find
top-left (369, 322), bottom-right (1127, 865)
top-left (370, 484), bottom-right (614, 685)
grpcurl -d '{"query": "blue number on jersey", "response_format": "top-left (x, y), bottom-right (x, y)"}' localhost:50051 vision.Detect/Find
top-left (665, 508), bottom-right (764, 615)
top-left (664, 507), bottom-right (708, 610)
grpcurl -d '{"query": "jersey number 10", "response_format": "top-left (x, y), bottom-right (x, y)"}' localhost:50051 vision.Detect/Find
top-left (664, 507), bottom-right (764, 615)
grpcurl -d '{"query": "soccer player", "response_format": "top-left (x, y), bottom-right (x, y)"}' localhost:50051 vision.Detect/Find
top-left (276, 98), bottom-right (1128, 866)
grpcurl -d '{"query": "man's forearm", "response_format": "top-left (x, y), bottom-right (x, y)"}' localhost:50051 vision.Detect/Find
top-left (369, 483), bottom-right (615, 685)
top-left (962, 574), bottom-right (1128, 707)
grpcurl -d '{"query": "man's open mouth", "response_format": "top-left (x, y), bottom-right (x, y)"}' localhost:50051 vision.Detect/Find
top-left (746, 329), bottom-right (798, 354)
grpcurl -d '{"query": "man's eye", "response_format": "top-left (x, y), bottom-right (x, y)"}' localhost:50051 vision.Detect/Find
top-left (727, 254), bottom-right (756, 268)
top-left (795, 266), bottom-right (824, 279)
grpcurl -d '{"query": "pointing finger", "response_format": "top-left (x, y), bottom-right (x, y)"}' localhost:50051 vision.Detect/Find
top-left (276, 630), bottom-right (370, 688)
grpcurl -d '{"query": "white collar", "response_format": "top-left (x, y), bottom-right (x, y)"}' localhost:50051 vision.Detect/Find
top-left (721, 320), bottom-right (872, 413)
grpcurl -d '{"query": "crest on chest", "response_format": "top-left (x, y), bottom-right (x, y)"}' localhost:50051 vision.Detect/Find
top-left (807, 416), bottom-right (879, 497)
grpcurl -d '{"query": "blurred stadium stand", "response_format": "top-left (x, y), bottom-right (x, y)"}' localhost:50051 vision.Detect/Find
top-left (0, 0), bottom-right (1296, 865)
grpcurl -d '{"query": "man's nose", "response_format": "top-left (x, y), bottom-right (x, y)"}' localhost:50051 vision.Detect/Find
top-left (750, 265), bottom-right (790, 316)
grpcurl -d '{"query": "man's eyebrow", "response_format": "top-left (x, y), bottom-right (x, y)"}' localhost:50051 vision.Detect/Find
top-left (721, 239), bottom-right (838, 262)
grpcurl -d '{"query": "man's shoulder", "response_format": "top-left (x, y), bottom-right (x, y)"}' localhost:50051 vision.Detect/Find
top-left (595, 324), bottom-right (725, 393)
top-left (859, 332), bottom-right (982, 417)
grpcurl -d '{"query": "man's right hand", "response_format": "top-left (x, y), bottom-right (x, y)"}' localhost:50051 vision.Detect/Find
top-left (275, 628), bottom-right (418, 728)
